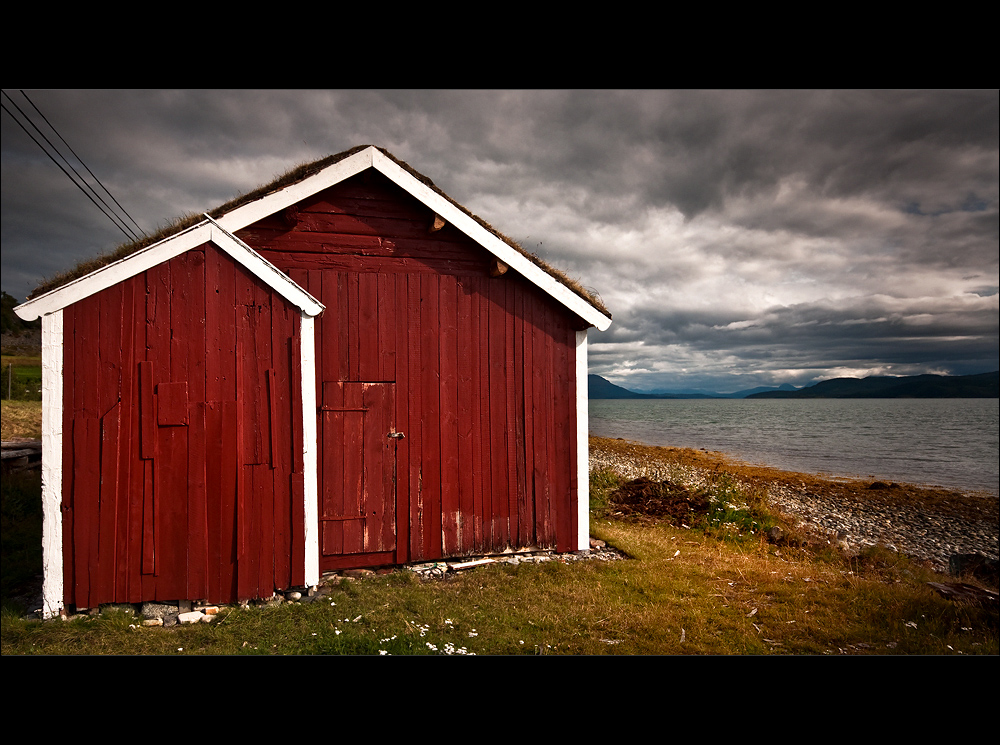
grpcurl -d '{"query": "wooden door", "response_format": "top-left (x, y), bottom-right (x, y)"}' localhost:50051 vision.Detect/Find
top-left (320, 381), bottom-right (397, 559)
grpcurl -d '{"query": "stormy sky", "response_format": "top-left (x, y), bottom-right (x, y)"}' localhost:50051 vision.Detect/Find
top-left (2, 89), bottom-right (997, 393)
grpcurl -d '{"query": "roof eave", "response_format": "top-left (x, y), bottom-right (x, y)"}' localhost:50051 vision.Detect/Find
top-left (14, 219), bottom-right (324, 322)
top-left (214, 146), bottom-right (612, 331)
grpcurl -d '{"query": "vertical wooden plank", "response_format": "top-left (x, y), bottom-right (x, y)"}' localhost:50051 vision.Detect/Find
top-left (555, 321), bottom-right (577, 553)
top-left (73, 295), bottom-right (101, 608)
top-left (512, 282), bottom-right (528, 548)
top-left (236, 269), bottom-right (261, 465)
top-left (419, 273), bottom-right (442, 559)
top-left (380, 383), bottom-right (397, 553)
top-left (361, 383), bottom-right (382, 551)
top-left (125, 276), bottom-right (147, 601)
top-left (394, 273), bottom-right (410, 565)
top-left (504, 279), bottom-right (517, 549)
top-left (187, 401), bottom-right (208, 600)
top-left (439, 274), bottom-right (460, 554)
top-left (220, 400), bottom-right (239, 601)
top-left (289, 290), bottom-right (306, 472)
top-left (140, 361), bottom-right (155, 458)
top-left (169, 255), bottom-right (192, 398)
top-left (98, 402), bottom-right (121, 603)
top-left (521, 290), bottom-right (536, 548)
top-left (209, 246), bottom-right (238, 404)
top-left (61, 308), bottom-right (76, 608)
top-left (337, 272), bottom-right (350, 382)
top-left (378, 272), bottom-right (396, 383)
top-left (142, 458), bottom-right (155, 576)
top-left (267, 369), bottom-right (278, 469)
top-left (550, 316), bottom-right (570, 552)
top-left (204, 245), bottom-right (224, 404)
top-left (358, 272), bottom-right (379, 381)
top-left (95, 283), bottom-right (122, 604)
top-left (456, 277), bottom-right (475, 553)
top-left (271, 300), bottom-right (294, 590)
top-left (290, 472), bottom-right (306, 587)
top-left (142, 262), bottom-right (170, 600)
top-left (73, 416), bottom-right (99, 608)
top-left (258, 462), bottom-right (276, 598)
top-left (322, 381), bottom-right (346, 556)
top-left (346, 271), bottom-right (360, 381)
top-left (245, 465), bottom-right (265, 600)
top-left (476, 276), bottom-right (490, 552)
top-left (205, 401), bottom-right (224, 601)
top-left (532, 300), bottom-right (553, 547)
top-left (407, 274), bottom-right (423, 560)
top-left (156, 414), bottom-right (188, 600)
top-left (343, 382), bottom-right (364, 554)
top-left (187, 249), bottom-right (207, 406)
top-left (114, 279), bottom-right (137, 601)
top-left (321, 271), bottom-right (341, 387)
top-left (488, 278), bottom-right (508, 550)
top-left (254, 281), bottom-right (274, 595)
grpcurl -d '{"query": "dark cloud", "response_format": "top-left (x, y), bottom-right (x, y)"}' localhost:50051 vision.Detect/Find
top-left (3, 89), bottom-right (996, 390)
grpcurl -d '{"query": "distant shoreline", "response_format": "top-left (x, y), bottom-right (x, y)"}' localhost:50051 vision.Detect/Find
top-left (589, 371), bottom-right (1000, 400)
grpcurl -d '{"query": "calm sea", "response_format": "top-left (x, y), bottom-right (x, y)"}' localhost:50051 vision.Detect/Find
top-left (588, 398), bottom-right (999, 496)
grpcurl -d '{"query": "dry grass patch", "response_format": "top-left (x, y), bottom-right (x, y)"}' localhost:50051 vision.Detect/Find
top-left (1, 401), bottom-right (42, 440)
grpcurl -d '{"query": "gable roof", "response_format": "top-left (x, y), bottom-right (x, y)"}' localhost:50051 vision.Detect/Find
top-left (17, 145), bottom-right (611, 330)
top-left (15, 217), bottom-right (325, 321)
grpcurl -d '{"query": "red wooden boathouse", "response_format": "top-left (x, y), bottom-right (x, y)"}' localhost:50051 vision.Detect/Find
top-left (16, 145), bottom-right (612, 618)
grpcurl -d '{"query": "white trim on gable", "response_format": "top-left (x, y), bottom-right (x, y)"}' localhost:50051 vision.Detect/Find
top-left (212, 146), bottom-right (612, 331)
top-left (14, 219), bottom-right (324, 322)
top-left (214, 148), bottom-right (376, 234)
top-left (17, 146), bottom-right (608, 331)
top-left (370, 150), bottom-right (612, 331)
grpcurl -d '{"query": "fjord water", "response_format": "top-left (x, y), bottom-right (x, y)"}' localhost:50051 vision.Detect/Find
top-left (588, 398), bottom-right (999, 495)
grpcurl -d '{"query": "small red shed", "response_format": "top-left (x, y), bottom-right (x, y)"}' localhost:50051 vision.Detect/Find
top-left (16, 145), bottom-right (612, 618)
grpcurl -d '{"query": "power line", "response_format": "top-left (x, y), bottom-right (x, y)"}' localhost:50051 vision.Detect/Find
top-left (21, 90), bottom-right (146, 239)
top-left (1, 90), bottom-right (145, 243)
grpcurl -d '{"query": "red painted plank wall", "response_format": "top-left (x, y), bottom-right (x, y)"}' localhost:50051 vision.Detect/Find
top-left (238, 170), bottom-right (581, 569)
top-left (61, 244), bottom-right (303, 609)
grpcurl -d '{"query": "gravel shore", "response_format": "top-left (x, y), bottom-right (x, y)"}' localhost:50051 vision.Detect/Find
top-left (589, 437), bottom-right (999, 574)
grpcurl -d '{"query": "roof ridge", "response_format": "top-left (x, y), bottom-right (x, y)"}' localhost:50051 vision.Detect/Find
top-left (27, 145), bottom-right (609, 318)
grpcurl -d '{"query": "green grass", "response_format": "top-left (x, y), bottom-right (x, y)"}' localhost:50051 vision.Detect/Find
top-left (0, 355), bottom-right (42, 401)
top-left (3, 455), bottom-right (997, 656)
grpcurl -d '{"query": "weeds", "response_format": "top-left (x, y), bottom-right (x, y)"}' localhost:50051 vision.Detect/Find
top-left (3, 442), bottom-right (997, 655)
top-left (700, 471), bottom-right (776, 542)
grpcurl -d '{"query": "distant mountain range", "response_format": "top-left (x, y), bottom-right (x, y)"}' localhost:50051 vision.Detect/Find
top-left (589, 371), bottom-right (999, 399)
top-left (747, 371), bottom-right (998, 398)
top-left (587, 375), bottom-right (797, 399)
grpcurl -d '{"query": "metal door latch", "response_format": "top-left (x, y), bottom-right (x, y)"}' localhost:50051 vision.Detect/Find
top-left (387, 431), bottom-right (405, 439)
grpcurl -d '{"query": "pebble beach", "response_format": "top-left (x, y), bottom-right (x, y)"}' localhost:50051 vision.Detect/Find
top-left (589, 436), bottom-right (999, 574)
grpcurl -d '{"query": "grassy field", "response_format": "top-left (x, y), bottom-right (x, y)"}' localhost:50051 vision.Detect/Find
top-left (0, 354), bottom-right (42, 402)
top-left (2, 440), bottom-right (996, 655)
